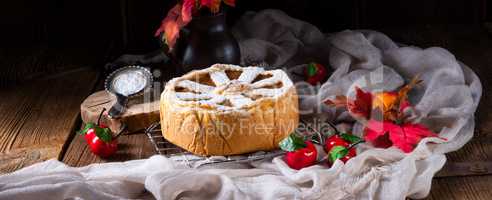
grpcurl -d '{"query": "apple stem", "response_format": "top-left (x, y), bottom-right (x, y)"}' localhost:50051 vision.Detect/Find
top-left (325, 120), bottom-right (340, 135)
top-left (300, 119), bottom-right (324, 145)
top-left (347, 140), bottom-right (365, 151)
top-left (97, 108), bottom-right (106, 126)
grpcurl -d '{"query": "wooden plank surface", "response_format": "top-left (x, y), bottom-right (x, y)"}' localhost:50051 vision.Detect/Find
top-left (427, 176), bottom-right (492, 200)
top-left (0, 68), bottom-right (99, 173)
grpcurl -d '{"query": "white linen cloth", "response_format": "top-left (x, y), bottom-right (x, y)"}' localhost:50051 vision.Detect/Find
top-left (0, 10), bottom-right (481, 200)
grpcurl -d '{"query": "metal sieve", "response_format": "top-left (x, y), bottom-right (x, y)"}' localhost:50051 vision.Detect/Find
top-left (104, 66), bottom-right (153, 118)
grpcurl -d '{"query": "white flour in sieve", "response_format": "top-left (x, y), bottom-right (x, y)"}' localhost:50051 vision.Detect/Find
top-left (112, 71), bottom-right (148, 96)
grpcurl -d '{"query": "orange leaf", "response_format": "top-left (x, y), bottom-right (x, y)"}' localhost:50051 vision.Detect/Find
top-left (154, 4), bottom-right (191, 51)
top-left (371, 91), bottom-right (412, 121)
top-left (374, 76), bottom-right (421, 122)
top-left (209, 0), bottom-right (221, 13)
top-left (372, 92), bottom-right (397, 112)
top-left (163, 21), bottom-right (179, 51)
top-left (393, 75), bottom-right (422, 110)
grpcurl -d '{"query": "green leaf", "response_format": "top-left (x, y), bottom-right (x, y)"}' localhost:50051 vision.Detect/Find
top-left (307, 63), bottom-right (317, 77)
top-left (340, 133), bottom-right (362, 144)
top-left (95, 127), bottom-right (113, 143)
top-left (78, 123), bottom-right (96, 135)
top-left (329, 145), bottom-right (349, 163)
top-left (279, 134), bottom-right (307, 152)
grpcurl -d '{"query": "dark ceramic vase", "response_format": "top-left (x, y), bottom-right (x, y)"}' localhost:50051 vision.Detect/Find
top-left (171, 13), bottom-right (241, 73)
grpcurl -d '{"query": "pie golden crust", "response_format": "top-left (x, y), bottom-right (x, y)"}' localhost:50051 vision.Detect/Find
top-left (160, 64), bottom-right (299, 156)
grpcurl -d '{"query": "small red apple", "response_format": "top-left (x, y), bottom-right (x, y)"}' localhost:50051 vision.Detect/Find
top-left (284, 141), bottom-right (318, 170)
top-left (324, 134), bottom-right (350, 153)
top-left (78, 109), bottom-right (118, 158)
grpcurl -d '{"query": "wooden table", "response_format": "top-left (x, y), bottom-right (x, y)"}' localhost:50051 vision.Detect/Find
top-left (1, 25), bottom-right (491, 199)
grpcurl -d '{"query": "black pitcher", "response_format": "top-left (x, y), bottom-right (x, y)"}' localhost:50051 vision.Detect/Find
top-left (171, 12), bottom-right (241, 73)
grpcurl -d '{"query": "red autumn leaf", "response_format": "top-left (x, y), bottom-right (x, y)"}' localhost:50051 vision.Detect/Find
top-left (397, 123), bottom-right (441, 152)
top-left (200, 0), bottom-right (211, 7)
top-left (223, 0), bottom-right (236, 7)
top-left (347, 87), bottom-right (372, 119)
top-left (364, 120), bottom-right (397, 149)
top-left (364, 120), bottom-right (442, 153)
top-left (324, 87), bottom-right (372, 119)
top-left (155, 4), bottom-right (181, 45)
top-left (155, 4), bottom-right (190, 51)
top-left (201, 0), bottom-right (220, 12)
top-left (202, 0), bottom-right (235, 9)
top-left (182, 0), bottom-right (196, 24)
top-left (155, 0), bottom-right (234, 51)
top-left (399, 100), bottom-right (411, 112)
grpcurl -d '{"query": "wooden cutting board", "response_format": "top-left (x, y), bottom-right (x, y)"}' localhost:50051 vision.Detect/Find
top-left (80, 90), bottom-right (160, 133)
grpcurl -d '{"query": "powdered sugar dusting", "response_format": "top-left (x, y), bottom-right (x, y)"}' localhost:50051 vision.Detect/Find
top-left (251, 70), bottom-right (288, 89)
top-left (177, 80), bottom-right (214, 93)
top-left (238, 67), bottom-right (264, 83)
top-left (165, 64), bottom-right (294, 112)
top-left (175, 92), bottom-right (214, 100)
top-left (113, 72), bottom-right (147, 96)
top-left (227, 94), bottom-right (254, 108)
top-left (210, 70), bottom-right (230, 86)
top-left (249, 88), bottom-right (284, 97)
top-left (199, 95), bottom-right (226, 105)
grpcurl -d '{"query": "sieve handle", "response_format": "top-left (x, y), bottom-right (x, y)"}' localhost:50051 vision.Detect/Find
top-left (108, 93), bottom-right (129, 119)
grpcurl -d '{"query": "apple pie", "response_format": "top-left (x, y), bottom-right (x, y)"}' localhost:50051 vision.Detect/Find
top-left (160, 64), bottom-right (299, 156)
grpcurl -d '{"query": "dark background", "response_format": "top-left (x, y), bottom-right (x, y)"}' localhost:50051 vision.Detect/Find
top-left (0, 0), bottom-right (490, 84)
top-left (0, 0), bottom-right (488, 51)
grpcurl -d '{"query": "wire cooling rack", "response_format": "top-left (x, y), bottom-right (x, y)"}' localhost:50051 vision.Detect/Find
top-left (144, 118), bottom-right (331, 169)
top-left (145, 122), bottom-right (290, 168)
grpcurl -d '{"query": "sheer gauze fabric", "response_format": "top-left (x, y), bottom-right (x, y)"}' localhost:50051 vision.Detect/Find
top-left (0, 9), bottom-right (481, 200)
